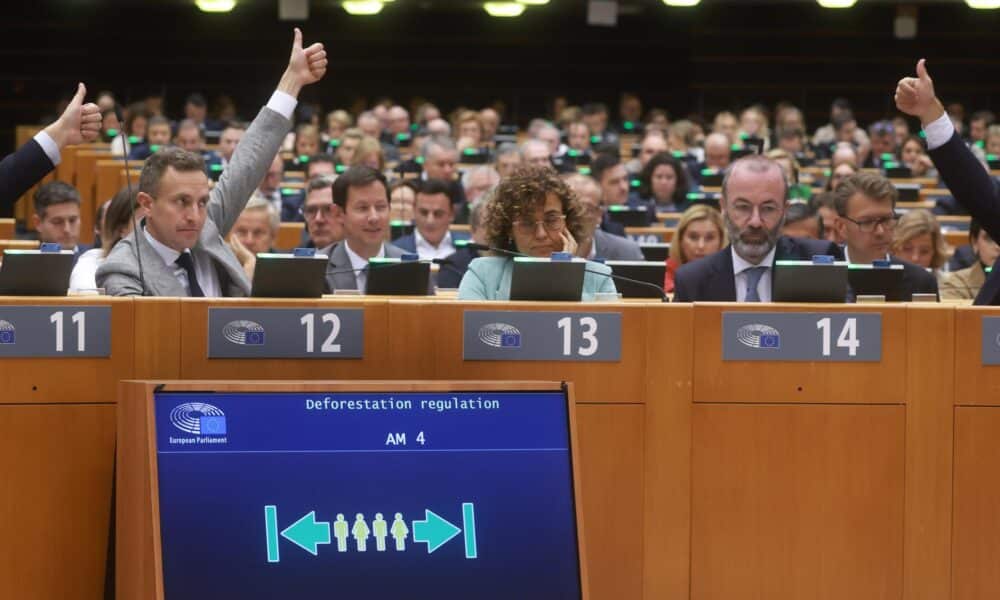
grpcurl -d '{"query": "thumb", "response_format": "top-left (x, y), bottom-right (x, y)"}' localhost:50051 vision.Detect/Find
top-left (916, 58), bottom-right (930, 81)
top-left (292, 27), bottom-right (303, 51)
top-left (69, 82), bottom-right (86, 108)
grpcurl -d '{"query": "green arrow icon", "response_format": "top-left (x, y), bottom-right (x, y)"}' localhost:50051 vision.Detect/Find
top-left (280, 511), bottom-right (331, 556)
top-left (412, 509), bottom-right (461, 554)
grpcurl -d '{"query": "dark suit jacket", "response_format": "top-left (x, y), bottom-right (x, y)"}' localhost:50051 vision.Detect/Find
top-left (928, 131), bottom-right (1000, 304)
top-left (672, 236), bottom-right (843, 302)
top-left (599, 215), bottom-right (627, 237)
top-left (845, 256), bottom-right (939, 302)
top-left (393, 233), bottom-right (416, 253)
top-left (437, 246), bottom-right (481, 289)
top-left (0, 138), bottom-right (55, 216)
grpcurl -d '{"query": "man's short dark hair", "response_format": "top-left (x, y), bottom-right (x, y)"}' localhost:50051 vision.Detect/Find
top-left (33, 181), bottom-right (81, 218)
top-left (832, 172), bottom-right (898, 217)
top-left (148, 115), bottom-right (170, 130)
top-left (832, 111), bottom-right (855, 132)
top-left (185, 93), bottom-right (207, 108)
top-left (582, 102), bottom-right (608, 117)
top-left (307, 154), bottom-right (336, 177)
top-left (138, 147), bottom-right (206, 197)
top-left (331, 166), bottom-right (389, 210)
top-left (971, 111), bottom-right (996, 126)
top-left (832, 97), bottom-right (852, 112)
top-left (590, 153), bottom-right (621, 183)
top-left (416, 178), bottom-right (455, 204)
top-left (307, 174), bottom-right (336, 194)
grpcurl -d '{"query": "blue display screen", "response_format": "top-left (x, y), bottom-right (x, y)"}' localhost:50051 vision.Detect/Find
top-left (153, 390), bottom-right (582, 599)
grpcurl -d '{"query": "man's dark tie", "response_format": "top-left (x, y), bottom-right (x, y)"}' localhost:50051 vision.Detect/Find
top-left (175, 252), bottom-right (204, 297)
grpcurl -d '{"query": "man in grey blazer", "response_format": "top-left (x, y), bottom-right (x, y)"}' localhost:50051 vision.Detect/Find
top-left (565, 172), bottom-right (645, 261)
top-left (96, 28), bottom-right (328, 296)
top-left (325, 166), bottom-right (410, 292)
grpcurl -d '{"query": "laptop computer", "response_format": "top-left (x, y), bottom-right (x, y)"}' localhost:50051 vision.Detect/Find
top-left (847, 263), bottom-right (907, 301)
top-left (365, 258), bottom-right (431, 296)
top-left (251, 253), bottom-right (329, 298)
top-left (607, 205), bottom-right (652, 227)
top-left (606, 260), bottom-right (667, 299)
top-left (639, 243), bottom-right (671, 262)
top-left (510, 257), bottom-right (586, 301)
top-left (772, 260), bottom-right (848, 303)
top-left (0, 249), bottom-right (74, 296)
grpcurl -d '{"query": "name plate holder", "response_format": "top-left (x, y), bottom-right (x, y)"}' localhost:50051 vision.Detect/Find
top-left (982, 316), bottom-right (1000, 366)
top-left (207, 307), bottom-right (364, 359)
top-left (463, 310), bottom-right (622, 362)
top-left (0, 305), bottom-right (111, 357)
top-left (722, 311), bottom-right (882, 362)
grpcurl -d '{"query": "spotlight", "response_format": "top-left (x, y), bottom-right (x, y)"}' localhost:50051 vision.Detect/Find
top-left (342, 1), bottom-right (384, 15)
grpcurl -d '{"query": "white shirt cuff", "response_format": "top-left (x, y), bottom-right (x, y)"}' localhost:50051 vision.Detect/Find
top-left (33, 131), bottom-right (61, 166)
top-left (923, 112), bottom-right (955, 151)
top-left (266, 90), bottom-right (297, 121)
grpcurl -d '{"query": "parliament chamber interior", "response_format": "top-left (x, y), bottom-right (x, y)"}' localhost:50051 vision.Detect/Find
top-left (3, 0), bottom-right (1000, 598)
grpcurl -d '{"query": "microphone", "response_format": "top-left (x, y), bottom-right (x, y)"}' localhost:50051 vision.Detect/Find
top-left (462, 243), bottom-right (669, 302)
top-left (114, 105), bottom-right (146, 295)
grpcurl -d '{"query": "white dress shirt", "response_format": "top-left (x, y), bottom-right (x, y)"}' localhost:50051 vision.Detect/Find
top-left (144, 227), bottom-right (221, 297)
top-left (922, 112), bottom-right (955, 151)
top-left (69, 247), bottom-right (105, 292)
top-left (33, 131), bottom-right (61, 166)
top-left (732, 246), bottom-right (777, 303)
top-left (343, 240), bottom-right (386, 293)
top-left (414, 230), bottom-right (455, 261)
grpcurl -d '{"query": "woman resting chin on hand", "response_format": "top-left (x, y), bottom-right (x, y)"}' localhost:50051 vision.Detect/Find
top-left (457, 166), bottom-right (616, 301)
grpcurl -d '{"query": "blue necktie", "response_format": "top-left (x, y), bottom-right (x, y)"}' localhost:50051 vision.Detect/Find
top-left (744, 266), bottom-right (768, 302)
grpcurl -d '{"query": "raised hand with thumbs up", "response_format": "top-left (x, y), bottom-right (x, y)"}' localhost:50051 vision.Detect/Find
top-left (277, 27), bottom-right (328, 98)
top-left (894, 58), bottom-right (945, 127)
top-left (43, 83), bottom-right (102, 149)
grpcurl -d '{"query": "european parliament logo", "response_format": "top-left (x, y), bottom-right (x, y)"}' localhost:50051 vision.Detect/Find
top-left (170, 402), bottom-right (227, 435)
top-left (477, 323), bottom-right (522, 349)
top-left (0, 320), bottom-right (14, 344)
top-left (223, 320), bottom-right (266, 346)
top-left (736, 323), bottom-right (781, 349)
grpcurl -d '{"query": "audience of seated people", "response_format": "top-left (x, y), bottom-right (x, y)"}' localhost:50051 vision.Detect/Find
top-left (13, 50), bottom-right (1000, 305)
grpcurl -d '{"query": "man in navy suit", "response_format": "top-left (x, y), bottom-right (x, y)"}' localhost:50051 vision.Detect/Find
top-left (896, 59), bottom-right (1000, 305)
top-left (831, 171), bottom-right (937, 300)
top-left (0, 83), bottom-right (101, 214)
top-left (31, 181), bottom-right (90, 263)
top-left (673, 154), bottom-right (842, 302)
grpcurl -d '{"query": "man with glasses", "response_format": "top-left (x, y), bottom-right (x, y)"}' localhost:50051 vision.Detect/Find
top-left (565, 173), bottom-right (643, 261)
top-left (833, 172), bottom-right (937, 299)
top-left (673, 155), bottom-right (841, 302)
top-left (300, 175), bottom-right (343, 254)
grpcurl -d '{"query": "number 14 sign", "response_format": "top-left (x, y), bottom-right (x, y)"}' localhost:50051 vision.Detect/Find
top-left (722, 312), bottom-right (882, 362)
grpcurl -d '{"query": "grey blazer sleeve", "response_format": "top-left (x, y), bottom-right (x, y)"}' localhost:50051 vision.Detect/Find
top-left (96, 241), bottom-right (146, 297)
top-left (208, 105), bottom-right (291, 237)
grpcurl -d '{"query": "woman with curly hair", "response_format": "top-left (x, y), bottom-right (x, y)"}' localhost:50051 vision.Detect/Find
top-left (457, 166), bottom-right (617, 300)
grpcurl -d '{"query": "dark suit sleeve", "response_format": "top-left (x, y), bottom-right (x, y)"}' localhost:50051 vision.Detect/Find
top-left (928, 132), bottom-right (1000, 243)
top-left (0, 138), bottom-right (56, 214)
top-left (672, 263), bottom-right (694, 302)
